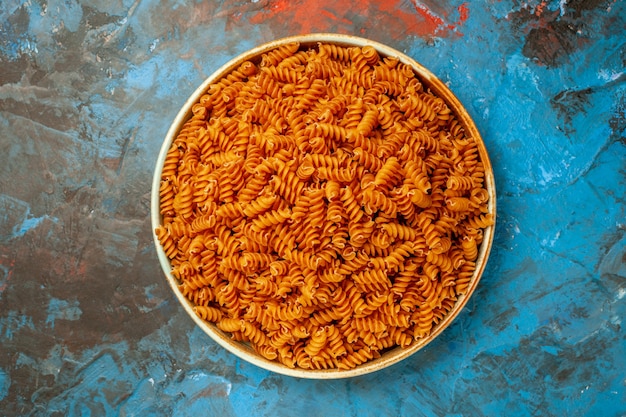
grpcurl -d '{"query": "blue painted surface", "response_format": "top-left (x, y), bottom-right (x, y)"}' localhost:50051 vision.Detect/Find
top-left (0, 0), bottom-right (624, 416)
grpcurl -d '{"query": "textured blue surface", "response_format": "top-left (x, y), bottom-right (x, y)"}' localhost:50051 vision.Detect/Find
top-left (0, 0), bottom-right (625, 416)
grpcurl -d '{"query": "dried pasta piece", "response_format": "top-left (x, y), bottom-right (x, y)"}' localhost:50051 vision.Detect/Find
top-left (194, 305), bottom-right (223, 322)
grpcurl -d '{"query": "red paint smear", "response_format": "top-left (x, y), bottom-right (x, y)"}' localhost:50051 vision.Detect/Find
top-left (458, 2), bottom-right (470, 24)
top-left (249, 0), bottom-right (343, 34)
top-left (376, 0), bottom-right (443, 37)
top-left (319, 9), bottom-right (353, 26)
top-left (246, 0), bottom-right (466, 39)
top-left (269, 0), bottom-right (290, 14)
top-left (412, 2), bottom-right (448, 32)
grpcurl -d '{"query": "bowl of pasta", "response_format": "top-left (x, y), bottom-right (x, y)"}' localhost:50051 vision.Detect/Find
top-left (151, 33), bottom-right (496, 378)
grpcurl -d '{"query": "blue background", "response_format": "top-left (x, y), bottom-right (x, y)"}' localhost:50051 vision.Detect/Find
top-left (0, 0), bottom-right (624, 416)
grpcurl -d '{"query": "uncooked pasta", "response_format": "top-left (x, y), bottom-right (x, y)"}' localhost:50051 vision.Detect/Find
top-left (155, 42), bottom-right (494, 370)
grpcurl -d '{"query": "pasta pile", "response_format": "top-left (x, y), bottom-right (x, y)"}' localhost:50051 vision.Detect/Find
top-left (156, 42), bottom-right (493, 370)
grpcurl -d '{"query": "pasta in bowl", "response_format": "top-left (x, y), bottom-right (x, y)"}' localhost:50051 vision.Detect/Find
top-left (151, 34), bottom-right (495, 378)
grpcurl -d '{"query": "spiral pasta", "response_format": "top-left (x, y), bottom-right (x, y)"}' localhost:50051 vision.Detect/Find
top-left (156, 42), bottom-right (493, 371)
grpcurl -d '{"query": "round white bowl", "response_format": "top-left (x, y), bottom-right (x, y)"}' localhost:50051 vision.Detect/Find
top-left (151, 33), bottom-right (496, 379)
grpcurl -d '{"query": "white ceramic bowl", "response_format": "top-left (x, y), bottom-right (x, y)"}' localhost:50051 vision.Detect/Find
top-left (151, 33), bottom-right (496, 379)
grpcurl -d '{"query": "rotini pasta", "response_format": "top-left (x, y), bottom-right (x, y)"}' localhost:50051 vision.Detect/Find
top-left (156, 42), bottom-right (494, 371)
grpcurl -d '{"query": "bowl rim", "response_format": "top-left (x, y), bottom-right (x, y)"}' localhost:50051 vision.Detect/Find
top-left (151, 33), bottom-right (496, 379)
